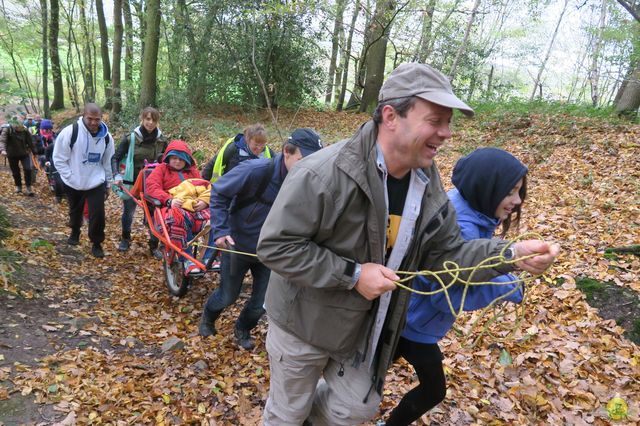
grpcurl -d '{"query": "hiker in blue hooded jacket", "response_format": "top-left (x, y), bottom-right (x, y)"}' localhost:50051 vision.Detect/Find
top-left (198, 128), bottom-right (322, 350)
top-left (384, 147), bottom-right (529, 426)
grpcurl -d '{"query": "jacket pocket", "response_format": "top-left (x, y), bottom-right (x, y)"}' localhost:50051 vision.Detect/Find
top-left (287, 287), bottom-right (372, 355)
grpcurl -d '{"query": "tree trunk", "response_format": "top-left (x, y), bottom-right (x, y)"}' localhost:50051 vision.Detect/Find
top-left (78, 0), bottom-right (95, 102)
top-left (615, 62), bottom-right (640, 117)
top-left (40, 0), bottom-right (50, 117)
top-left (48, 0), bottom-right (64, 110)
top-left (346, 0), bottom-right (373, 109)
top-left (530, 0), bottom-right (569, 101)
top-left (415, 0), bottom-right (436, 62)
top-left (96, 0), bottom-right (111, 108)
top-left (139, 0), bottom-right (161, 107)
top-left (123, 0), bottom-right (134, 83)
top-left (359, 0), bottom-right (397, 113)
top-left (588, 0), bottom-right (607, 107)
top-left (337, 0), bottom-right (361, 111)
top-left (132, 0), bottom-right (147, 77)
top-left (325, 0), bottom-right (347, 105)
top-left (449, 0), bottom-right (481, 80)
top-left (112, 0), bottom-right (123, 114)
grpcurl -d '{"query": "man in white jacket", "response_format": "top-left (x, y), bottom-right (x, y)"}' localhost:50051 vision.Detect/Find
top-left (53, 103), bottom-right (114, 258)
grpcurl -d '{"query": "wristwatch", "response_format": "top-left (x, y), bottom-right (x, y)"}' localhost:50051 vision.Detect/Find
top-left (504, 246), bottom-right (516, 261)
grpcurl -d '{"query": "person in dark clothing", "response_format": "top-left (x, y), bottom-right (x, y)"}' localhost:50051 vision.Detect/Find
top-left (0, 118), bottom-right (37, 196)
top-left (111, 107), bottom-right (167, 257)
top-left (384, 148), bottom-right (529, 426)
top-left (198, 128), bottom-right (323, 350)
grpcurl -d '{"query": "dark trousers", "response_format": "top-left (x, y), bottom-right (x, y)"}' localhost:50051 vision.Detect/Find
top-left (8, 155), bottom-right (32, 187)
top-left (121, 197), bottom-right (159, 247)
top-left (385, 337), bottom-right (447, 426)
top-left (65, 183), bottom-right (106, 244)
top-left (203, 251), bottom-right (271, 332)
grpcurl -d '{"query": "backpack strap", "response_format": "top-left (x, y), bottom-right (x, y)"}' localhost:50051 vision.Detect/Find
top-left (230, 159), bottom-right (275, 214)
top-left (69, 123), bottom-right (79, 150)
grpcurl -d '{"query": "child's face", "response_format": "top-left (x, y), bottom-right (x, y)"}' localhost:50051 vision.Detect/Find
top-left (169, 156), bottom-right (186, 170)
top-left (495, 178), bottom-right (523, 220)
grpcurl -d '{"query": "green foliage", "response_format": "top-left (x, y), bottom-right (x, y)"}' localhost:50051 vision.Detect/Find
top-left (575, 276), bottom-right (606, 302)
top-left (473, 99), bottom-right (620, 119)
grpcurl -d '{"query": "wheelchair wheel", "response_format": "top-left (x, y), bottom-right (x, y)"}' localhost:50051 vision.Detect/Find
top-left (163, 250), bottom-right (191, 297)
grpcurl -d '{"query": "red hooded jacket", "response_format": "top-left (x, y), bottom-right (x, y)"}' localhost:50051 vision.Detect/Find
top-left (145, 139), bottom-right (202, 205)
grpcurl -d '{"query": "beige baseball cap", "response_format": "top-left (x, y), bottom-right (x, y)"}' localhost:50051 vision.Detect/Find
top-left (378, 63), bottom-right (474, 117)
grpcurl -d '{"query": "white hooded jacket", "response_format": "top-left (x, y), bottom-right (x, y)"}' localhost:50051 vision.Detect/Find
top-left (53, 117), bottom-right (114, 190)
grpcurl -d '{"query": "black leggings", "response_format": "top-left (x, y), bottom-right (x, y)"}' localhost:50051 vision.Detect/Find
top-left (385, 337), bottom-right (447, 426)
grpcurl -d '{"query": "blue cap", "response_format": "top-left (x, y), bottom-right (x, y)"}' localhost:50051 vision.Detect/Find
top-left (288, 128), bottom-right (323, 157)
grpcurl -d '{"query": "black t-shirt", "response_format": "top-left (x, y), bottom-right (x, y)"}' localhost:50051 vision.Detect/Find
top-left (386, 172), bottom-right (410, 260)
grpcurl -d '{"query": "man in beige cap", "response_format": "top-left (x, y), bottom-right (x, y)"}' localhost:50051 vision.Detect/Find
top-left (257, 63), bottom-right (559, 425)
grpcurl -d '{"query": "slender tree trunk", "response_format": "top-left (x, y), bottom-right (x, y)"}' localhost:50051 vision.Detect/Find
top-left (96, 0), bottom-right (111, 108)
top-left (78, 0), bottom-right (95, 102)
top-left (325, 0), bottom-right (347, 104)
top-left (346, 0), bottom-right (373, 109)
top-left (49, 0), bottom-right (64, 110)
top-left (123, 0), bottom-right (134, 83)
top-left (415, 0), bottom-right (436, 62)
top-left (337, 0), bottom-right (360, 111)
top-left (132, 0), bottom-right (147, 79)
top-left (588, 0), bottom-right (607, 107)
top-left (359, 0), bottom-right (397, 113)
top-left (112, 0), bottom-right (123, 114)
top-left (139, 0), bottom-right (161, 107)
top-left (530, 0), bottom-right (569, 101)
top-left (40, 0), bottom-right (50, 117)
top-left (449, 0), bottom-right (481, 80)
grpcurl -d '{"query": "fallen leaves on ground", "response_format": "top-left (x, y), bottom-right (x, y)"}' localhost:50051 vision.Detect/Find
top-left (0, 110), bottom-right (638, 425)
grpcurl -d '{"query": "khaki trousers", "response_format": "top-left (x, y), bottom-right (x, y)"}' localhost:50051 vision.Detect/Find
top-left (263, 319), bottom-right (382, 426)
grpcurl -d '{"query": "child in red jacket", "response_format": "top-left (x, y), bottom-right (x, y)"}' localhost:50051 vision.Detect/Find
top-left (145, 140), bottom-right (211, 275)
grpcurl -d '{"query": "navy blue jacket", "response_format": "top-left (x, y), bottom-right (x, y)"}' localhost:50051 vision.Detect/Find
top-left (402, 188), bottom-right (523, 344)
top-left (210, 154), bottom-right (287, 253)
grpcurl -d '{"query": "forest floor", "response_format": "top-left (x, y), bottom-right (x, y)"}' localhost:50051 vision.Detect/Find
top-left (0, 108), bottom-right (638, 425)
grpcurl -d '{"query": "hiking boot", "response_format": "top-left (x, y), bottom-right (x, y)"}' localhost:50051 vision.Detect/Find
top-left (118, 238), bottom-right (131, 252)
top-left (91, 243), bottom-right (105, 258)
top-left (67, 231), bottom-right (80, 246)
top-left (55, 196), bottom-right (62, 204)
top-left (234, 326), bottom-right (255, 350)
top-left (15, 186), bottom-right (22, 194)
top-left (26, 187), bottom-right (34, 196)
top-left (198, 315), bottom-right (217, 337)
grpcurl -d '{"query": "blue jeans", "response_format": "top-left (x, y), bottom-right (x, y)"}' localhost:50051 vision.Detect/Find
top-left (203, 251), bottom-right (271, 331)
top-left (121, 197), bottom-right (159, 247)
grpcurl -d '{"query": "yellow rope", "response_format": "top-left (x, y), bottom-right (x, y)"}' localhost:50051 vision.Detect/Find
top-left (193, 232), bottom-right (547, 346)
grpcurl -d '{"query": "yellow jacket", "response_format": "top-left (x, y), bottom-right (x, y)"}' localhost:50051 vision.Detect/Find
top-left (168, 178), bottom-right (211, 212)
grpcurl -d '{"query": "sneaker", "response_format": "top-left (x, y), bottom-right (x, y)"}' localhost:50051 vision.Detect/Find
top-left (210, 259), bottom-right (221, 272)
top-left (234, 326), bottom-right (255, 350)
top-left (26, 187), bottom-right (34, 196)
top-left (198, 315), bottom-right (217, 337)
top-left (15, 187), bottom-right (22, 194)
top-left (183, 260), bottom-right (201, 276)
top-left (117, 239), bottom-right (131, 252)
top-left (67, 232), bottom-right (80, 245)
top-left (149, 247), bottom-right (163, 260)
top-left (91, 243), bottom-right (105, 258)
